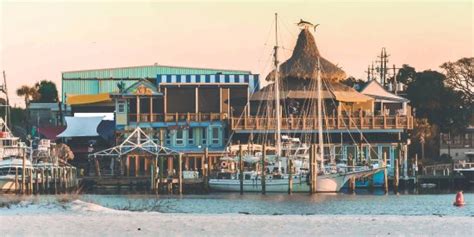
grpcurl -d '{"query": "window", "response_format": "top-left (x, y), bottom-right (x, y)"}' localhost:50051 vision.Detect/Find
top-left (335, 146), bottom-right (344, 162)
top-left (369, 146), bottom-right (379, 160)
top-left (201, 128), bottom-right (207, 145)
top-left (176, 130), bottom-right (184, 146)
top-left (118, 103), bottom-right (125, 113)
top-left (212, 127), bottom-right (220, 145)
top-left (165, 129), bottom-right (171, 146)
top-left (188, 129), bottom-right (194, 145)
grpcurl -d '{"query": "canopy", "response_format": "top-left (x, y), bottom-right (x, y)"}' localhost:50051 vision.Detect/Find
top-left (332, 91), bottom-right (374, 103)
top-left (360, 80), bottom-right (409, 103)
top-left (67, 93), bottom-right (111, 105)
top-left (57, 116), bottom-right (103, 137)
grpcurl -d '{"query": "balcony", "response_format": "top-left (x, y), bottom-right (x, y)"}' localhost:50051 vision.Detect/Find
top-left (230, 115), bottom-right (414, 131)
top-left (128, 113), bottom-right (228, 123)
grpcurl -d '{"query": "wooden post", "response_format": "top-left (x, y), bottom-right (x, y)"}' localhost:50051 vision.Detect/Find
top-left (204, 148), bottom-right (209, 191)
top-left (310, 144), bottom-right (318, 193)
top-left (159, 155), bottom-right (164, 194)
top-left (15, 167), bottom-right (18, 193)
top-left (178, 153), bottom-right (183, 195)
top-left (35, 169), bottom-right (39, 194)
top-left (261, 143), bottom-right (266, 194)
top-left (150, 163), bottom-right (155, 191)
top-left (394, 158), bottom-right (399, 193)
top-left (349, 156), bottom-right (355, 192)
top-left (383, 153), bottom-right (388, 193)
top-left (239, 142), bottom-right (244, 195)
top-left (29, 168), bottom-right (33, 194)
top-left (22, 154), bottom-right (26, 194)
top-left (288, 158), bottom-right (293, 194)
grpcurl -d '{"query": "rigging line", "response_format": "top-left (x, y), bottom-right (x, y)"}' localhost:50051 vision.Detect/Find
top-left (320, 72), bottom-right (380, 161)
top-left (256, 19), bottom-right (275, 70)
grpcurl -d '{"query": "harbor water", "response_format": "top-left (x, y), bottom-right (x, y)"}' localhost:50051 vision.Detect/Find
top-left (2, 191), bottom-right (473, 217)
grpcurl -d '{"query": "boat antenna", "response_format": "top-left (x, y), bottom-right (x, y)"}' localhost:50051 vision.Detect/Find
top-left (274, 12), bottom-right (282, 157)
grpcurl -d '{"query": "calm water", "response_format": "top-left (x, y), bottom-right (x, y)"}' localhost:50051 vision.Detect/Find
top-left (2, 191), bottom-right (473, 216)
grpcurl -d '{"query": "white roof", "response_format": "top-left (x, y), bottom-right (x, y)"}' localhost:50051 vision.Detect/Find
top-left (57, 116), bottom-right (102, 137)
top-left (361, 80), bottom-right (409, 103)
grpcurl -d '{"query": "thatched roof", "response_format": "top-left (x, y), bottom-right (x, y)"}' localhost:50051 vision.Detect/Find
top-left (266, 29), bottom-right (346, 82)
top-left (251, 81), bottom-right (373, 103)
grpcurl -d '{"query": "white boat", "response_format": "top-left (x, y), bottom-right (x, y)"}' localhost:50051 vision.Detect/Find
top-left (0, 118), bottom-right (33, 192)
top-left (0, 158), bottom-right (33, 192)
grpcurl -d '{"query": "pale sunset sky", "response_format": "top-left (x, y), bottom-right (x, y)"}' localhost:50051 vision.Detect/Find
top-left (0, 0), bottom-right (472, 107)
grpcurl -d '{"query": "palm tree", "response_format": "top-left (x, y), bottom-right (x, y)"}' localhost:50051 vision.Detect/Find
top-left (16, 85), bottom-right (39, 134)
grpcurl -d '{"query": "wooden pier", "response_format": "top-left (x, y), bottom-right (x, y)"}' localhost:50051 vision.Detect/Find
top-left (4, 166), bottom-right (79, 195)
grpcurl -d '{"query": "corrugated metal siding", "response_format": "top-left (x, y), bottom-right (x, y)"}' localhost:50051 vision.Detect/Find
top-left (62, 79), bottom-right (138, 101)
top-left (62, 65), bottom-right (251, 79)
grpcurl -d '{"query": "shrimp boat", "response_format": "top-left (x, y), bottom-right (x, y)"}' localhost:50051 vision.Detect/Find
top-left (0, 118), bottom-right (33, 192)
top-left (209, 14), bottom-right (383, 192)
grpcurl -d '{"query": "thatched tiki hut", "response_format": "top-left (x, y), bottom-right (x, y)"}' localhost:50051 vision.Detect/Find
top-left (251, 28), bottom-right (373, 118)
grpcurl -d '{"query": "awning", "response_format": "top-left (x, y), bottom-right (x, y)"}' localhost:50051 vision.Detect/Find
top-left (67, 93), bottom-right (111, 105)
top-left (332, 91), bottom-right (373, 103)
top-left (57, 116), bottom-right (103, 137)
top-left (38, 126), bottom-right (66, 140)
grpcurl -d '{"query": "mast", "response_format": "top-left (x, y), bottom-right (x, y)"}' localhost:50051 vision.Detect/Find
top-left (317, 57), bottom-right (324, 171)
top-left (2, 71), bottom-right (10, 128)
top-left (273, 13), bottom-right (281, 157)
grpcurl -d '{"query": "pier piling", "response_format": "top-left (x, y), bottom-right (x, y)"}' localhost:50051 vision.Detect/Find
top-left (383, 153), bottom-right (388, 193)
top-left (239, 142), bottom-right (244, 195)
top-left (261, 143), bottom-right (266, 194)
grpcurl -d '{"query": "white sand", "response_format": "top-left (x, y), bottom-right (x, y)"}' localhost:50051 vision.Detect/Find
top-left (1, 200), bottom-right (472, 237)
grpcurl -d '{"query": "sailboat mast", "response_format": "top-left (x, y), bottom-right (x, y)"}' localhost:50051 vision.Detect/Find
top-left (317, 57), bottom-right (325, 170)
top-left (274, 13), bottom-right (281, 157)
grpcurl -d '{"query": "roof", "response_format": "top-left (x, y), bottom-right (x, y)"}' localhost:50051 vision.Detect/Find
top-left (251, 81), bottom-right (373, 103)
top-left (29, 103), bottom-right (70, 111)
top-left (37, 126), bottom-right (66, 140)
top-left (360, 80), bottom-right (409, 103)
top-left (62, 64), bottom-right (251, 79)
top-left (67, 93), bottom-right (112, 105)
top-left (266, 29), bottom-right (346, 82)
top-left (58, 116), bottom-right (103, 137)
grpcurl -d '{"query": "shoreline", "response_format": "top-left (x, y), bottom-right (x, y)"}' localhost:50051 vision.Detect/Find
top-left (1, 201), bottom-right (472, 237)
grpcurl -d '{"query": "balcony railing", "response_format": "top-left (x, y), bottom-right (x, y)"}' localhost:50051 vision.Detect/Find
top-left (129, 113), bottom-right (228, 123)
top-left (230, 115), bottom-right (414, 131)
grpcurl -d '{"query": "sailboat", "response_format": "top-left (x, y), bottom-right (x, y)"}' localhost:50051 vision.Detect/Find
top-left (209, 14), bottom-right (383, 193)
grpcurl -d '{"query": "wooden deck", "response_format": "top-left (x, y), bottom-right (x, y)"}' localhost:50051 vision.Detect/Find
top-left (230, 115), bottom-right (413, 131)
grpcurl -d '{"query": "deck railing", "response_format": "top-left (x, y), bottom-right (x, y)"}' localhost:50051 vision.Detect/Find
top-left (129, 113), bottom-right (228, 123)
top-left (230, 115), bottom-right (414, 131)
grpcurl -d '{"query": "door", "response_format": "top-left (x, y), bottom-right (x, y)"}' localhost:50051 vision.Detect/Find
top-left (129, 156), bottom-right (136, 177)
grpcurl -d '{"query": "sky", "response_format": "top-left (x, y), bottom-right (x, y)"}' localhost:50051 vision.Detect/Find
top-left (0, 0), bottom-right (472, 107)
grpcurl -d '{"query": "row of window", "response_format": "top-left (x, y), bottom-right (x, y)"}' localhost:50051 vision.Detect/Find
top-left (166, 127), bottom-right (222, 147)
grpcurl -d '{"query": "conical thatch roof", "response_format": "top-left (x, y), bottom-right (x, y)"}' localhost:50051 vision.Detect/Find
top-left (266, 29), bottom-right (346, 82)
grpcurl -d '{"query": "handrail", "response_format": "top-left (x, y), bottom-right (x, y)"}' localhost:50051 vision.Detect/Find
top-left (128, 113), bottom-right (228, 123)
top-left (230, 115), bottom-right (414, 130)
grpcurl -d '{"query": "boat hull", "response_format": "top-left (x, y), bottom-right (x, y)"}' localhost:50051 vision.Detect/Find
top-left (209, 168), bottom-right (383, 193)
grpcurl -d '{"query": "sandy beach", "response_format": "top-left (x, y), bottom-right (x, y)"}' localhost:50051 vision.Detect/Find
top-left (1, 200), bottom-right (472, 237)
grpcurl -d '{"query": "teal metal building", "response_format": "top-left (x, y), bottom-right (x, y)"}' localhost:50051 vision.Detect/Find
top-left (62, 64), bottom-right (252, 101)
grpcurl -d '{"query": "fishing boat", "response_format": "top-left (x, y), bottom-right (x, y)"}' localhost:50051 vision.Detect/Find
top-left (209, 14), bottom-right (382, 192)
top-left (0, 118), bottom-right (33, 192)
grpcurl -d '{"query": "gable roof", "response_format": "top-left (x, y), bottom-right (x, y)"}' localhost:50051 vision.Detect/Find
top-left (360, 80), bottom-right (409, 103)
top-left (120, 79), bottom-right (162, 96)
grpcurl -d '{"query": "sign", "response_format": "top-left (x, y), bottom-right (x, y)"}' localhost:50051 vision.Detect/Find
top-left (134, 84), bottom-right (153, 95)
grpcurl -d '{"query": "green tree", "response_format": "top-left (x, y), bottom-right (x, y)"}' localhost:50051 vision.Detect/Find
top-left (34, 80), bottom-right (59, 103)
top-left (440, 57), bottom-right (473, 106)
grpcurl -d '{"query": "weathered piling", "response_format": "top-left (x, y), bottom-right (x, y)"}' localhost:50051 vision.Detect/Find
top-left (178, 153), bottom-right (183, 195)
top-left (204, 148), bottom-right (209, 191)
top-left (383, 153), bottom-right (388, 193)
top-left (261, 143), bottom-right (266, 194)
top-left (309, 144), bottom-right (318, 193)
top-left (159, 156), bottom-right (164, 193)
top-left (239, 142), bottom-right (244, 195)
top-left (288, 158), bottom-right (293, 194)
top-left (15, 167), bottom-right (18, 193)
top-left (394, 159), bottom-right (399, 193)
top-left (348, 156), bottom-right (355, 192)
